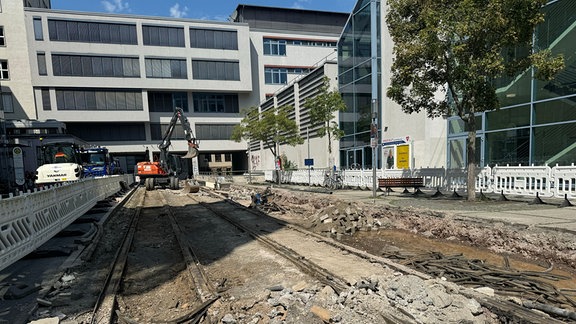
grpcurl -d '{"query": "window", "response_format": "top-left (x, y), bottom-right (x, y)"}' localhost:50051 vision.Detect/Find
top-left (148, 92), bottom-right (188, 112)
top-left (150, 122), bottom-right (189, 140)
top-left (52, 55), bottom-right (140, 77)
top-left (193, 93), bottom-right (239, 113)
top-left (215, 154), bottom-right (222, 162)
top-left (264, 67), bottom-right (309, 84)
top-left (48, 19), bottom-right (137, 44)
top-left (1, 93), bottom-right (14, 113)
top-left (33, 17), bottom-right (43, 40)
top-left (66, 122), bottom-right (145, 141)
top-left (41, 88), bottom-right (51, 110)
top-left (192, 60), bottom-right (239, 80)
top-left (0, 26), bottom-right (5, 46)
top-left (37, 53), bottom-right (47, 75)
top-left (195, 124), bottom-right (237, 140)
top-left (264, 67), bottom-right (287, 84)
top-left (263, 39), bottom-right (286, 55)
top-left (55, 89), bottom-right (143, 110)
top-left (190, 28), bottom-right (238, 50)
top-left (224, 154), bottom-right (231, 162)
top-left (145, 58), bottom-right (187, 79)
top-left (0, 60), bottom-right (8, 80)
top-left (142, 25), bottom-right (184, 47)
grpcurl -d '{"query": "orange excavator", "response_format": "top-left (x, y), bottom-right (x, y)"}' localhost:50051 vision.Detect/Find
top-left (136, 107), bottom-right (199, 191)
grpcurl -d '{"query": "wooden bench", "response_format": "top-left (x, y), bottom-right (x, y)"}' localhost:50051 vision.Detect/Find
top-left (378, 177), bottom-right (424, 195)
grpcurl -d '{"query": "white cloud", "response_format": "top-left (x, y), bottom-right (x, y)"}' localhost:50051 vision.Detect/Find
top-left (292, 0), bottom-right (310, 9)
top-left (101, 0), bottom-right (129, 13)
top-left (169, 3), bottom-right (189, 18)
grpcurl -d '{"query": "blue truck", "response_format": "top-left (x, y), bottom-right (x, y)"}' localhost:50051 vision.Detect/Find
top-left (79, 147), bottom-right (119, 177)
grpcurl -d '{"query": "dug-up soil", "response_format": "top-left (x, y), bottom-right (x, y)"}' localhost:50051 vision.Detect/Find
top-left (27, 183), bottom-right (576, 324)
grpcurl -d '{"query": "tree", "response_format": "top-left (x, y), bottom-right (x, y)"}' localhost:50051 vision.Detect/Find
top-left (386, 0), bottom-right (564, 201)
top-left (231, 105), bottom-right (303, 183)
top-left (304, 77), bottom-right (347, 168)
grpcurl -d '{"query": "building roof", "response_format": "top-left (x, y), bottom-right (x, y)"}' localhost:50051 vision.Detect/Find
top-left (231, 4), bottom-right (349, 35)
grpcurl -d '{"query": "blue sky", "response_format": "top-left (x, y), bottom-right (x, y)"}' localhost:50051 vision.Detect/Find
top-left (51, 1), bottom-right (357, 21)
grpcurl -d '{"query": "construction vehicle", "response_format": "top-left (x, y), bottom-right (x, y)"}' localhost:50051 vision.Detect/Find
top-left (79, 147), bottom-right (120, 177)
top-left (136, 107), bottom-right (199, 191)
top-left (35, 141), bottom-right (84, 185)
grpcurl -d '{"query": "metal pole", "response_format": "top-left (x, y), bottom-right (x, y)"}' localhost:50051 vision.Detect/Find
top-left (307, 126), bottom-right (310, 186)
top-left (370, 0), bottom-right (379, 200)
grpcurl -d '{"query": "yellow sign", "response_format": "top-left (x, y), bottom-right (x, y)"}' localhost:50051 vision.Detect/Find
top-left (396, 144), bottom-right (410, 169)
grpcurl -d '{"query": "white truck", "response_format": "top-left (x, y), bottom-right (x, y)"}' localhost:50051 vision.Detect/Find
top-left (35, 142), bottom-right (84, 185)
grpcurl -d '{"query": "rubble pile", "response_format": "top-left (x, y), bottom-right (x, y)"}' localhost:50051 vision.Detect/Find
top-left (217, 275), bottom-right (497, 324)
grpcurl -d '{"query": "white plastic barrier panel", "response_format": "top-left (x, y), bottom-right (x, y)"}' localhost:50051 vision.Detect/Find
top-left (552, 165), bottom-right (576, 199)
top-left (492, 165), bottom-right (552, 197)
top-left (0, 174), bottom-right (133, 272)
top-left (446, 168), bottom-right (467, 192)
top-left (413, 167), bottom-right (445, 189)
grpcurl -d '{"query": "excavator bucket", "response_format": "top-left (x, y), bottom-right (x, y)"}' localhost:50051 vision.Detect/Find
top-left (182, 145), bottom-right (198, 159)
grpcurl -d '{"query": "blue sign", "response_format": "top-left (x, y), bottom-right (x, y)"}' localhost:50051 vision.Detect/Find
top-left (304, 158), bottom-right (314, 166)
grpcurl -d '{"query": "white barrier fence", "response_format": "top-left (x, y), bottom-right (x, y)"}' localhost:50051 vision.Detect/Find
top-left (265, 164), bottom-right (576, 200)
top-left (0, 174), bottom-right (134, 272)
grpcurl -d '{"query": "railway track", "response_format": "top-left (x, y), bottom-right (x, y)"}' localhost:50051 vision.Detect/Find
top-left (86, 186), bottom-right (420, 323)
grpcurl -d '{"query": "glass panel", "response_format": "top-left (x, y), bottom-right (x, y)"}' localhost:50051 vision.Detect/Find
top-left (485, 105), bottom-right (530, 131)
top-left (534, 96), bottom-right (576, 125)
top-left (535, 0), bottom-right (576, 100)
top-left (485, 128), bottom-right (530, 166)
top-left (448, 139), bottom-right (465, 169)
top-left (533, 123), bottom-right (576, 166)
top-left (448, 118), bottom-right (465, 134)
top-left (37, 53), bottom-right (47, 75)
top-left (33, 17), bottom-right (43, 40)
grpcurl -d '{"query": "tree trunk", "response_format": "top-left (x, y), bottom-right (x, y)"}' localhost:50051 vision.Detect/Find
top-left (466, 114), bottom-right (477, 201)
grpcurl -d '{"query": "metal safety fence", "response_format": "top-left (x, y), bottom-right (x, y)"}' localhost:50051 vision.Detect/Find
top-left (0, 174), bottom-right (134, 272)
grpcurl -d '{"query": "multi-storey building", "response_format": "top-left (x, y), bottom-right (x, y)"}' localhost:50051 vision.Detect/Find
top-left (0, 1), bottom-right (348, 189)
top-left (339, 0), bottom-right (575, 170)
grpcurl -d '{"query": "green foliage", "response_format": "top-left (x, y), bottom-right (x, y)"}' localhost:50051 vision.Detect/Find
top-left (386, 0), bottom-right (564, 200)
top-left (304, 77), bottom-right (347, 155)
top-left (231, 105), bottom-right (304, 159)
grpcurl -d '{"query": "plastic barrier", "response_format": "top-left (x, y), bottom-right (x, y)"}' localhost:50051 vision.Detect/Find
top-left (552, 164), bottom-right (576, 199)
top-left (492, 165), bottom-right (552, 197)
top-left (0, 174), bottom-right (133, 272)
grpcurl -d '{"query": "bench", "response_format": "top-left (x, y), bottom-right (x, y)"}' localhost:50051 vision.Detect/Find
top-left (378, 177), bottom-right (424, 195)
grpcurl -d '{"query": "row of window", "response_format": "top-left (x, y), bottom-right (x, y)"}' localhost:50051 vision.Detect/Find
top-left (264, 67), bottom-right (310, 84)
top-left (64, 122), bottom-right (237, 142)
top-left (151, 124), bottom-right (236, 141)
top-left (55, 89), bottom-right (144, 111)
top-left (41, 89), bottom-right (240, 113)
top-left (263, 38), bottom-right (336, 56)
top-left (43, 19), bottom-right (239, 50)
top-left (37, 54), bottom-right (239, 81)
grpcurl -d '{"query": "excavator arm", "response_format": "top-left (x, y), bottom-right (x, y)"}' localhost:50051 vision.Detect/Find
top-left (158, 107), bottom-right (199, 158)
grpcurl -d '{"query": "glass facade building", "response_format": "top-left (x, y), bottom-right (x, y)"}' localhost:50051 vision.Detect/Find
top-left (447, 0), bottom-right (576, 168)
top-left (338, 0), bottom-right (381, 169)
top-left (340, 0), bottom-right (575, 169)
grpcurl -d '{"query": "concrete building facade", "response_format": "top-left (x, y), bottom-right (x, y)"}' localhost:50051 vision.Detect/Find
top-left (0, 1), bottom-right (348, 190)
